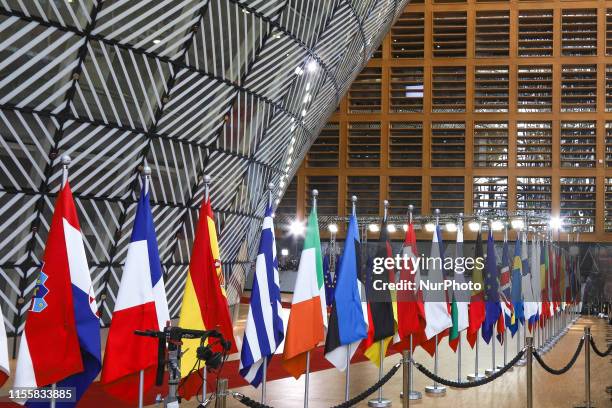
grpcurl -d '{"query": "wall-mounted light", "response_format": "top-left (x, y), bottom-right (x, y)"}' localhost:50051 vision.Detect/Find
top-left (328, 223), bottom-right (338, 234)
top-left (468, 221), bottom-right (480, 232)
top-left (511, 219), bottom-right (524, 230)
top-left (387, 224), bottom-right (396, 233)
top-left (368, 224), bottom-right (380, 233)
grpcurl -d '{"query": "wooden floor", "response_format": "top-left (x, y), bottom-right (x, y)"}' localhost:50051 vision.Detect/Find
top-left (215, 315), bottom-right (610, 408)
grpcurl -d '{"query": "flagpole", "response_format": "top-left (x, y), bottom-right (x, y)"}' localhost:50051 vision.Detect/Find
top-left (468, 221), bottom-right (485, 382)
top-left (201, 174), bottom-right (211, 402)
top-left (368, 201), bottom-right (391, 408)
top-left (344, 195), bottom-right (358, 402)
top-left (457, 212), bottom-right (463, 382)
top-left (425, 209), bottom-right (445, 396)
top-left (304, 351), bottom-right (310, 408)
top-left (52, 155), bottom-right (71, 408)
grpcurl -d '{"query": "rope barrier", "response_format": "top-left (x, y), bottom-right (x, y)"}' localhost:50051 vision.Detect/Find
top-left (329, 361), bottom-right (401, 408)
top-left (589, 337), bottom-right (612, 357)
top-left (413, 349), bottom-right (525, 388)
top-left (231, 361), bottom-right (402, 408)
top-left (533, 337), bottom-right (584, 375)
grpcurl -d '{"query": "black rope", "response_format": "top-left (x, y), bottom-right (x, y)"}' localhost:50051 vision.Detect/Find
top-left (413, 349), bottom-right (525, 388)
top-left (230, 361), bottom-right (402, 408)
top-left (533, 337), bottom-right (584, 375)
top-left (330, 361), bottom-right (401, 408)
top-left (589, 337), bottom-right (612, 357)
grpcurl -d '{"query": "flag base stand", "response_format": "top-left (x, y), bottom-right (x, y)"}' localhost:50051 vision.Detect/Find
top-left (485, 368), bottom-right (500, 376)
top-left (424, 385), bottom-right (446, 396)
top-left (466, 373), bottom-right (486, 381)
top-left (368, 398), bottom-right (392, 407)
top-left (400, 390), bottom-right (422, 400)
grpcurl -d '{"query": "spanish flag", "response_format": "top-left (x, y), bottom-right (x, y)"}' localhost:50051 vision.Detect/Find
top-left (179, 198), bottom-right (237, 381)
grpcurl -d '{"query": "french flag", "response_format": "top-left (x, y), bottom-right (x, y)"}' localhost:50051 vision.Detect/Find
top-left (101, 182), bottom-right (169, 403)
top-left (14, 182), bottom-right (101, 407)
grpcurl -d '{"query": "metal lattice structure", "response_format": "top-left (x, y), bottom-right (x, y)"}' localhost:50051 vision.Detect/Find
top-left (0, 0), bottom-right (408, 335)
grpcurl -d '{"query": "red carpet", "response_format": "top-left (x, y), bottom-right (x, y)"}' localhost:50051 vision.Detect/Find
top-left (0, 343), bottom-right (387, 407)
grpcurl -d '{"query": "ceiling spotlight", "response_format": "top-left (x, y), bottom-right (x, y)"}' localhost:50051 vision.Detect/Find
top-left (275, 199), bottom-right (280, 204)
top-left (305, 82), bottom-right (311, 91)
top-left (281, 248), bottom-right (289, 256)
top-left (549, 217), bottom-right (563, 230)
top-left (328, 223), bottom-right (338, 234)
top-left (511, 219), bottom-right (524, 230)
top-left (153, 39), bottom-right (161, 44)
top-left (368, 224), bottom-right (380, 233)
top-left (288, 219), bottom-right (306, 237)
top-left (424, 222), bottom-right (435, 232)
top-left (301, 109), bottom-right (307, 117)
top-left (387, 224), bottom-right (396, 233)
top-left (490, 220), bottom-right (504, 231)
top-left (306, 60), bottom-right (318, 72)
top-left (445, 222), bottom-right (457, 232)
top-left (402, 224), bottom-right (408, 232)
top-left (303, 93), bottom-right (311, 103)
top-left (294, 66), bottom-right (303, 76)
top-left (468, 221), bottom-right (480, 232)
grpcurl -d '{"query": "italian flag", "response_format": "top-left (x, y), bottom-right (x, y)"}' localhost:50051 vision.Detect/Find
top-left (282, 208), bottom-right (327, 378)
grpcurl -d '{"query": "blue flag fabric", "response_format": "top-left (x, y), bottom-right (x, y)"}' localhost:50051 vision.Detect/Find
top-left (482, 229), bottom-right (501, 344)
top-left (323, 253), bottom-right (336, 307)
top-left (334, 214), bottom-right (368, 345)
top-left (511, 238), bottom-right (524, 326)
top-left (239, 205), bottom-right (285, 387)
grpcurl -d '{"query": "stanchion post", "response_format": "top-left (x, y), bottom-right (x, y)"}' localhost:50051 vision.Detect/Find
top-left (526, 337), bottom-right (533, 408)
top-left (574, 326), bottom-right (592, 408)
top-left (468, 329), bottom-right (486, 381)
top-left (215, 378), bottom-right (228, 408)
top-left (402, 350), bottom-right (409, 408)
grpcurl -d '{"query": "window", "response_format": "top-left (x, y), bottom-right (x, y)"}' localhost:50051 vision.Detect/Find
top-left (517, 177), bottom-right (552, 211)
top-left (606, 122), bottom-right (612, 168)
top-left (306, 176), bottom-right (338, 215)
top-left (606, 178), bottom-right (612, 232)
top-left (475, 10), bottom-right (510, 57)
top-left (392, 12), bottom-right (424, 59)
top-left (276, 176), bottom-right (297, 216)
top-left (431, 122), bottom-right (465, 167)
top-left (606, 65), bottom-right (612, 112)
top-left (389, 122), bottom-right (422, 167)
top-left (388, 176), bottom-right (422, 215)
top-left (518, 65), bottom-right (552, 112)
top-left (474, 66), bottom-right (509, 112)
top-left (561, 65), bottom-right (597, 112)
top-left (606, 9), bottom-right (612, 55)
top-left (432, 66), bottom-right (466, 112)
top-left (560, 177), bottom-right (596, 233)
top-left (372, 44), bottom-right (383, 59)
top-left (516, 122), bottom-right (552, 167)
top-left (390, 67), bottom-right (424, 112)
top-left (473, 176), bottom-right (508, 215)
top-left (347, 176), bottom-right (380, 215)
top-left (348, 122), bottom-right (380, 167)
top-left (473, 122), bottom-right (508, 168)
top-left (433, 12), bottom-right (467, 58)
top-left (306, 122), bottom-right (339, 167)
top-left (562, 9), bottom-right (597, 56)
top-left (348, 67), bottom-right (381, 113)
top-left (560, 121), bottom-right (596, 168)
top-left (431, 177), bottom-right (464, 214)
top-left (518, 9), bottom-right (553, 57)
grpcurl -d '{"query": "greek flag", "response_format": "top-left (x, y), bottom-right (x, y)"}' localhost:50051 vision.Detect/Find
top-left (239, 205), bottom-right (285, 387)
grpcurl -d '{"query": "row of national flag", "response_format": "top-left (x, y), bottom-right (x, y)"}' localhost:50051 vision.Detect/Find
top-left (0, 171), bottom-right (584, 405)
top-left (2, 171), bottom-right (237, 406)
top-left (273, 206), bottom-right (584, 381)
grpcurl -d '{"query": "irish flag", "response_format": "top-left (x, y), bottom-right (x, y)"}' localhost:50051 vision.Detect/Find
top-left (178, 199), bottom-right (237, 382)
top-left (282, 208), bottom-right (327, 378)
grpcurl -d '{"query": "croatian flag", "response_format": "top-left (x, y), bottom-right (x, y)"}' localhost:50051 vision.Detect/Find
top-left (239, 205), bottom-right (285, 386)
top-left (14, 182), bottom-right (101, 407)
top-left (101, 184), bottom-right (169, 402)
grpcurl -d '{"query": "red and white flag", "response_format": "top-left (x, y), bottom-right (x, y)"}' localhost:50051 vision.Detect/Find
top-left (0, 302), bottom-right (9, 387)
